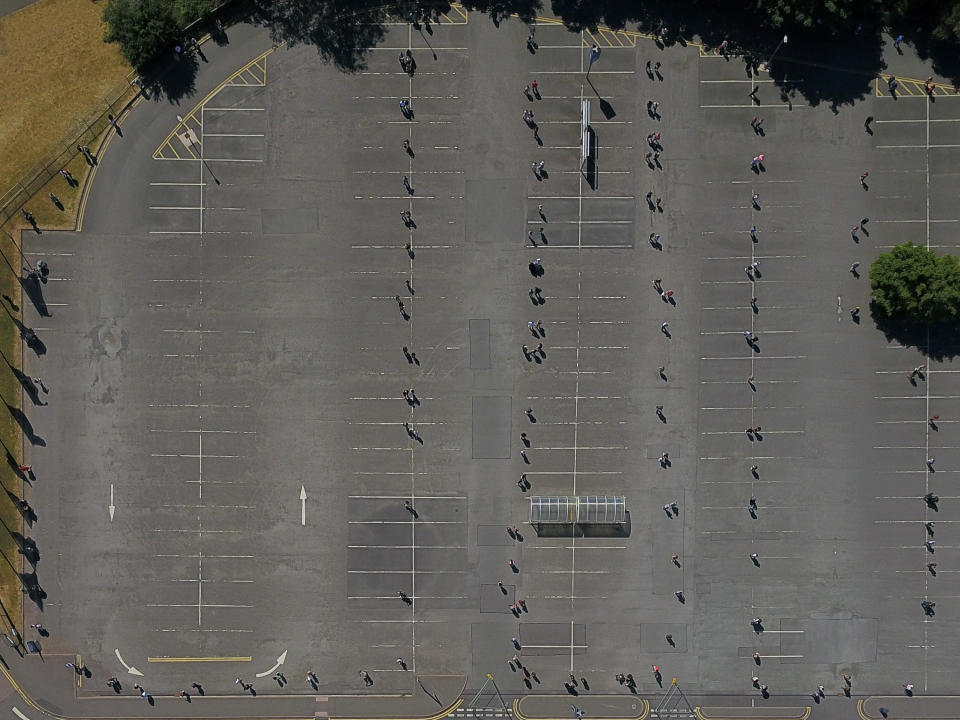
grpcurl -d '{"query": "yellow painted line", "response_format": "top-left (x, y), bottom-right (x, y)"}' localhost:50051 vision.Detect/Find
top-left (530, 14), bottom-right (701, 53)
top-left (0, 658), bottom-right (69, 720)
top-left (694, 707), bottom-right (810, 720)
top-left (447, 4), bottom-right (468, 23)
top-left (875, 73), bottom-right (958, 98)
top-left (148, 655), bottom-right (252, 662)
top-left (152, 46), bottom-right (276, 159)
top-left (162, 141), bottom-right (183, 159)
top-left (857, 698), bottom-right (869, 720)
top-left (514, 697), bottom-right (648, 720)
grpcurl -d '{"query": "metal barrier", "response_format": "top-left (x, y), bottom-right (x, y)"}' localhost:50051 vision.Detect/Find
top-left (580, 98), bottom-right (591, 167)
top-left (0, 70), bottom-right (142, 225)
top-left (0, 0), bottom-right (238, 226)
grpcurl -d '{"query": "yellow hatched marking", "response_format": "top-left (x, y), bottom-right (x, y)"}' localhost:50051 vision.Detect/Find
top-left (387, 5), bottom-right (467, 23)
top-left (583, 27), bottom-right (636, 48)
top-left (446, 4), bottom-right (468, 22)
top-left (163, 140), bottom-right (184, 160)
top-left (876, 73), bottom-right (959, 98)
top-left (152, 48), bottom-right (273, 159)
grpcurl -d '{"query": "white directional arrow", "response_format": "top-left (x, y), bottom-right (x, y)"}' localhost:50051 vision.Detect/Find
top-left (255, 650), bottom-right (288, 678)
top-left (109, 484), bottom-right (115, 521)
top-left (114, 648), bottom-right (143, 676)
top-left (300, 486), bottom-right (307, 526)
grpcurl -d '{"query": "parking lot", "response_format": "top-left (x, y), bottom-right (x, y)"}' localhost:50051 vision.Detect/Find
top-left (18, 9), bottom-right (960, 701)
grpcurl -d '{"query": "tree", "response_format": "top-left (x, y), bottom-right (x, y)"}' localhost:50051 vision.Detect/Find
top-left (870, 242), bottom-right (960, 324)
top-left (103, 0), bottom-right (216, 70)
top-left (931, 0), bottom-right (960, 42)
top-left (753, 0), bottom-right (903, 31)
top-left (103, 0), bottom-right (179, 70)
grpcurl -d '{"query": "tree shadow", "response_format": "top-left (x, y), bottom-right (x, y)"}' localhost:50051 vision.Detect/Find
top-left (536, 0), bottom-right (891, 109)
top-left (898, 16), bottom-right (960, 88)
top-left (253, 0), bottom-right (390, 72)
top-left (142, 48), bottom-right (199, 105)
top-left (871, 308), bottom-right (960, 361)
top-left (766, 29), bottom-right (882, 112)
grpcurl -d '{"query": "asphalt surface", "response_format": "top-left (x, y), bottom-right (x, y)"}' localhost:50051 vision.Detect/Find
top-left (0, 0), bottom-right (36, 19)
top-left (8, 5), bottom-right (960, 719)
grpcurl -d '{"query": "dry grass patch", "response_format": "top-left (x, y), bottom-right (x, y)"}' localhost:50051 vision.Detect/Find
top-left (0, 0), bottom-right (130, 623)
top-left (0, 0), bottom-right (131, 192)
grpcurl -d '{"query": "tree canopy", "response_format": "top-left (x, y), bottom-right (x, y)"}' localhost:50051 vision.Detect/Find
top-left (870, 242), bottom-right (960, 324)
top-left (103, 0), bottom-right (216, 70)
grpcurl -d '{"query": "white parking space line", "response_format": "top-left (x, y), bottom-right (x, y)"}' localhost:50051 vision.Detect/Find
top-left (701, 355), bottom-right (807, 360)
top-left (515, 470), bottom-right (623, 476)
top-left (876, 395), bottom-right (960, 399)
top-left (701, 505), bottom-right (800, 510)
top-left (524, 545), bottom-right (627, 550)
top-left (150, 448), bottom-right (238, 456)
top-left (701, 430), bottom-right (804, 435)
top-left (535, 70), bottom-right (637, 75)
top-left (700, 104), bottom-right (808, 108)
top-left (349, 545), bottom-right (468, 549)
top-left (875, 369), bottom-right (960, 374)
top-left (528, 220), bottom-right (633, 224)
top-left (700, 406), bottom-right (797, 411)
top-left (348, 494), bottom-right (465, 499)
top-left (700, 456), bottom-right (803, 461)
top-left (876, 118), bottom-right (960, 123)
top-left (703, 305), bottom-right (797, 311)
top-left (876, 520), bottom-right (960, 524)
top-left (704, 255), bottom-right (807, 260)
top-left (701, 330), bottom-right (798, 336)
top-left (348, 520), bottom-right (465, 524)
top-left (701, 380), bottom-right (801, 385)
top-left (348, 570), bottom-right (470, 574)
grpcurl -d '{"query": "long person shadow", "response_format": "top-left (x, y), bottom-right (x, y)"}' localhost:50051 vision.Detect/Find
top-left (5, 490), bottom-right (36, 528)
top-left (1, 397), bottom-right (45, 447)
top-left (18, 277), bottom-right (50, 318)
top-left (0, 352), bottom-right (44, 406)
top-left (0, 514), bottom-right (40, 563)
top-left (0, 303), bottom-right (45, 356)
top-left (0, 546), bottom-right (45, 608)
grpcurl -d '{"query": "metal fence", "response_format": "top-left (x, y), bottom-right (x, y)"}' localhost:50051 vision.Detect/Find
top-left (0, 69), bottom-right (142, 225)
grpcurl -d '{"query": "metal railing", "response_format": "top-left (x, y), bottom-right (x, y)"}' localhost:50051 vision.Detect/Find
top-left (0, 0), bottom-right (242, 226)
top-left (0, 69), bottom-right (142, 225)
